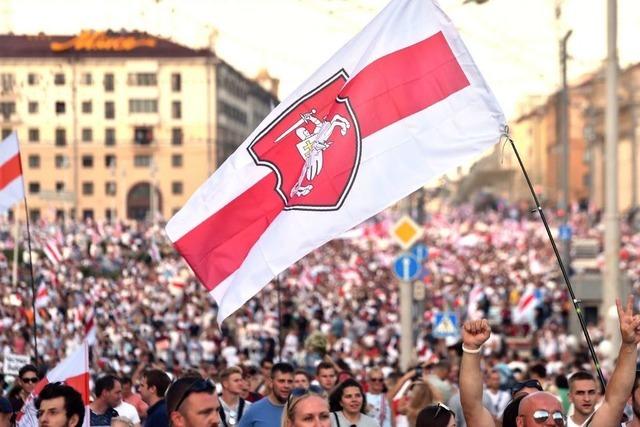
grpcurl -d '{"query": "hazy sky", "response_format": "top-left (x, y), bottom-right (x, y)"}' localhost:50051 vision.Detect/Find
top-left (1, 0), bottom-right (639, 118)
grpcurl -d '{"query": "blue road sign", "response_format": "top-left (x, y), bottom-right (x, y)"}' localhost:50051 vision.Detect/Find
top-left (411, 243), bottom-right (429, 262)
top-left (393, 253), bottom-right (421, 281)
top-left (433, 312), bottom-right (459, 338)
top-left (559, 225), bottom-right (572, 241)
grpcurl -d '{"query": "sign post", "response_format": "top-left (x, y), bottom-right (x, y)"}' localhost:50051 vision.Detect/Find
top-left (393, 253), bottom-right (421, 371)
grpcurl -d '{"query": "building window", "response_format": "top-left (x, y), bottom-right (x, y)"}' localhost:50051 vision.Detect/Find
top-left (81, 128), bottom-right (93, 142)
top-left (55, 101), bottom-right (66, 114)
top-left (55, 182), bottom-right (65, 192)
top-left (80, 73), bottom-right (92, 85)
top-left (82, 182), bottom-right (94, 195)
top-left (55, 128), bottom-right (66, 146)
top-left (81, 155), bottom-right (94, 168)
top-left (105, 155), bottom-right (116, 168)
top-left (27, 73), bottom-right (38, 85)
top-left (134, 127), bottom-right (153, 145)
top-left (55, 155), bottom-right (68, 169)
top-left (105, 101), bottom-right (115, 119)
top-left (172, 181), bottom-right (183, 195)
top-left (81, 101), bottom-right (92, 114)
top-left (28, 182), bottom-right (40, 194)
top-left (0, 102), bottom-right (15, 120)
top-left (28, 128), bottom-right (39, 142)
top-left (171, 73), bottom-right (181, 92)
top-left (171, 128), bottom-right (183, 145)
top-left (54, 73), bottom-right (65, 85)
top-left (127, 73), bottom-right (157, 86)
top-left (172, 101), bottom-right (182, 119)
top-left (28, 102), bottom-right (38, 114)
top-left (55, 209), bottom-right (65, 221)
top-left (134, 155), bottom-right (151, 167)
top-left (105, 128), bottom-right (116, 146)
top-left (105, 182), bottom-right (116, 196)
top-left (82, 209), bottom-right (94, 220)
top-left (129, 99), bottom-right (158, 113)
top-left (171, 154), bottom-right (183, 167)
top-left (1, 74), bottom-right (15, 92)
top-left (29, 209), bottom-right (40, 222)
top-left (219, 101), bottom-right (247, 125)
top-left (28, 155), bottom-right (40, 169)
top-left (104, 73), bottom-right (114, 92)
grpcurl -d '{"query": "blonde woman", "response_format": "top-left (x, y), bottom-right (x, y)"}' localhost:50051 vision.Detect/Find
top-left (282, 386), bottom-right (330, 427)
top-left (397, 381), bottom-right (439, 427)
top-left (111, 416), bottom-right (135, 427)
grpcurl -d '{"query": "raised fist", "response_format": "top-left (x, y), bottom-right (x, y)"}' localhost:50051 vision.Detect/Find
top-left (462, 319), bottom-right (491, 350)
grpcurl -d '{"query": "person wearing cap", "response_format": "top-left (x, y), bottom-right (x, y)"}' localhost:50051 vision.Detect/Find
top-left (460, 296), bottom-right (640, 427)
top-left (36, 382), bottom-right (85, 427)
top-left (166, 375), bottom-right (220, 427)
top-left (0, 396), bottom-right (12, 427)
top-left (219, 367), bottom-right (251, 427)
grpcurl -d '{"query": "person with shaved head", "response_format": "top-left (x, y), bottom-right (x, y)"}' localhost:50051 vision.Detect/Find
top-left (459, 295), bottom-right (640, 427)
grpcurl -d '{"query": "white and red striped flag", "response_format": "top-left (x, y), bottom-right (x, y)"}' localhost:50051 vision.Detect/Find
top-left (18, 341), bottom-right (90, 427)
top-left (166, 0), bottom-right (505, 321)
top-left (43, 238), bottom-right (63, 265)
top-left (0, 132), bottom-right (25, 213)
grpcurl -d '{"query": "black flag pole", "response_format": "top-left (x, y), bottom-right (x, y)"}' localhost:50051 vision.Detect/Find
top-left (22, 198), bottom-right (39, 367)
top-left (275, 274), bottom-right (284, 361)
top-left (503, 127), bottom-right (606, 391)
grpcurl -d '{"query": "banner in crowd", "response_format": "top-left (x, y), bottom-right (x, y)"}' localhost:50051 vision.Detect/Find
top-left (18, 341), bottom-right (90, 427)
top-left (0, 132), bottom-right (24, 213)
top-left (167, 0), bottom-right (506, 321)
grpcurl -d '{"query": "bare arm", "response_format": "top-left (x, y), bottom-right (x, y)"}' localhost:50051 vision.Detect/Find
top-left (590, 296), bottom-right (640, 427)
top-left (459, 319), bottom-right (495, 427)
top-left (387, 370), bottom-right (416, 400)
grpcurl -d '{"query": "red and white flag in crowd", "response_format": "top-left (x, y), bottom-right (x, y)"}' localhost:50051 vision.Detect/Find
top-left (18, 341), bottom-right (90, 427)
top-left (0, 132), bottom-right (25, 213)
top-left (512, 286), bottom-right (542, 324)
top-left (35, 280), bottom-right (49, 309)
top-left (43, 238), bottom-right (63, 265)
top-left (166, 0), bottom-right (505, 321)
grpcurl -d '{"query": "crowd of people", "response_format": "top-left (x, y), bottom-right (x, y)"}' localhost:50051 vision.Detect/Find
top-left (0, 199), bottom-right (639, 426)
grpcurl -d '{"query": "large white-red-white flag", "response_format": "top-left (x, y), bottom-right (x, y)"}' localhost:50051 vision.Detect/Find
top-left (166, 0), bottom-right (505, 321)
top-left (0, 132), bottom-right (24, 213)
top-left (18, 341), bottom-right (90, 427)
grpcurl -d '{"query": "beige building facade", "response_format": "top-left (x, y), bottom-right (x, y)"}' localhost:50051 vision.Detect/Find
top-left (0, 30), bottom-right (278, 221)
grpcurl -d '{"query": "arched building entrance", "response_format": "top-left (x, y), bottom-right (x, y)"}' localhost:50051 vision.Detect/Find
top-left (127, 182), bottom-right (162, 220)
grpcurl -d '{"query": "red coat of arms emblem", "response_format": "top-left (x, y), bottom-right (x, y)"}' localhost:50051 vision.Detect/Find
top-left (248, 70), bottom-right (361, 211)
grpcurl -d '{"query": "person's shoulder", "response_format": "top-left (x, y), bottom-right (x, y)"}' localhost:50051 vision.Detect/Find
top-left (360, 413), bottom-right (379, 427)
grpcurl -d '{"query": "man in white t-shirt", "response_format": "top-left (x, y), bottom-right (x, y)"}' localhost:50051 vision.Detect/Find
top-left (482, 369), bottom-right (509, 420)
top-left (114, 400), bottom-right (141, 426)
top-left (365, 367), bottom-right (392, 427)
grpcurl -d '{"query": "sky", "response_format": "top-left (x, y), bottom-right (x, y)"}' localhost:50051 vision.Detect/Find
top-left (1, 0), bottom-right (640, 119)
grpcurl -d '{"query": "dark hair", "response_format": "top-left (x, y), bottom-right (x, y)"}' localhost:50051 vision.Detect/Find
top-left (143, 369), bottom-right (172, 398)
top-left (329, 378), bottom-right (367, 413)
top-left (19, 364), bottom-right (39, 379)
top-left (165, 375), bottom-right (215, 415)
top-left (554, 374), bottom-right (569, 389)
top-left (633, 371), bottom-right (640, 394)
top-left (316, 362), bottom-right (336, 376)
top-left (260, 358), bottom-right (273, 368)
top-left (416, 404), bottom-right (454, 427)
top-left (271, 362), bottom-right (294, 378)
top-left (569, 371), bottom-right (595, 390)
top-left (94, 375), bottom-right (120, 398)
top-left (294, 369), bottom-right (312, 382)
top-left (120, 376), bottom-right (132, 386)
top-left (36, 383), bottom-right (85, 427)
top-left (528, 363), bottom-right (547, 379)
top-left (502, 395), bottom-right (525, 427)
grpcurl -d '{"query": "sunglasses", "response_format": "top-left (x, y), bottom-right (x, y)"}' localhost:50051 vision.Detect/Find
top-left (369, 378), bottom-right (384, 383)
top-left (531, 410), bottom-right (564, 426)
top-left (512, 379), bottom-right (543, 395)
top-left (434, 402), bottom-right (454, 419)
top-left (21, 377), bottom-right (39, 384)
top-left (172, 379), bottom-right (215, 413)
top-left (286, 385), bottom-right (325, 412)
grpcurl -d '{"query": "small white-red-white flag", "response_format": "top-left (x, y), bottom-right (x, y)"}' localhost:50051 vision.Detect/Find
top-left (35, 280), bottom-right (49, 309)
top-left (18, 341), bottom-right (90, 427)
top-left (0, 132), bottom-right (24, 213)
top-left (166, 0), bottom-right (505, 322)
top-left (43, 239), bottom-right (63, 265)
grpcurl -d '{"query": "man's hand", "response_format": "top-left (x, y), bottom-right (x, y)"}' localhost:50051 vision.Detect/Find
top-left (616, 295), bottom-right (640, 345)
top-left (462, 319), bottom-right (491, 350)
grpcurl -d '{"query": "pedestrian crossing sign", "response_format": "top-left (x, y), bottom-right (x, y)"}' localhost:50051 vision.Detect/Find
top-left (433, 312), bottom-right (458, 338)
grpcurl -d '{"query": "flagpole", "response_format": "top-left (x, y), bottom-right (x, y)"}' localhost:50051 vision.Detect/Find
top-left (275, 274), bottom-right (284, 361)
top-left (12, 220), bottom-right (19, 288)
top-left (22, 199), bottom-right (40, 366)
top-left (504, 129), bottom-right (605, 391)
